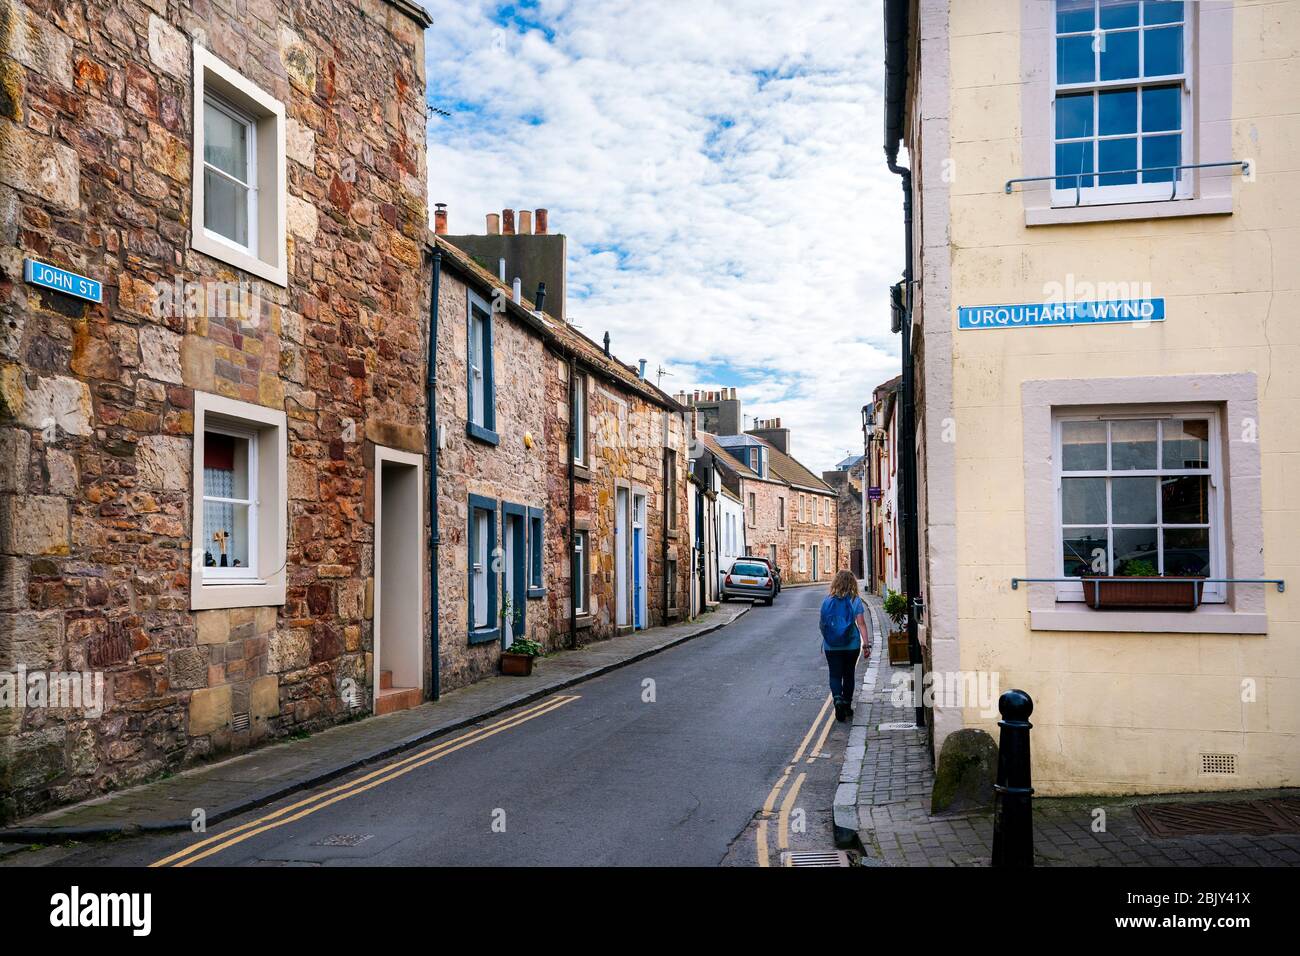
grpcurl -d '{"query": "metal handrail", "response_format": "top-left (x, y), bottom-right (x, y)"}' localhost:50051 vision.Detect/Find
top-left (1005, 160), bottom-right (1250, 205)
top-left (1011, 576), bottom-right (1284, 592)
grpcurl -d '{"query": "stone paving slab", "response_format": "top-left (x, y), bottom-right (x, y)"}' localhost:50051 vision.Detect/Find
top-left (1, 604), bottom-right (749, 842)
top-left (836, 593), bottom-right (1300, 867)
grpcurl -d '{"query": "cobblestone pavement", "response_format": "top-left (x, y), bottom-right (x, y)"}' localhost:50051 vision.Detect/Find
top-left (841, 594), bottom-right (1300, 867)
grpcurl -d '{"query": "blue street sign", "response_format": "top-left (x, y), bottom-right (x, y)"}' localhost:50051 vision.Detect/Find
top-left (24, 259), bottom-right (102, 304)
top-left (958, 298), bottom-right (1164, 330)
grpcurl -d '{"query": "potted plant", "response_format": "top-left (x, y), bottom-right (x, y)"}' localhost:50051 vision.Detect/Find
top-left (1080, 558), bottom-right (1204, 610)
top-left (883, 588), bottom-right (911, 665)
top-left (499, 593), bottom-right (541, 675)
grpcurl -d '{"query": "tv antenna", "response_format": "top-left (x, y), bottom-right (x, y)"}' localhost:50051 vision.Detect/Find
top-left (656, 365), bottom-right (673, 388)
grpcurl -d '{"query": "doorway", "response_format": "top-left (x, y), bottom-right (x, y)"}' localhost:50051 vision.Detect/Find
top-left (632, 492), bottom-right (647, 629)
top-left (502, 505), bottom-right (526, 648)
top-left (615, 486), bottom-right (630, 628)
top-left (374, 447), bottom-right (423, 715)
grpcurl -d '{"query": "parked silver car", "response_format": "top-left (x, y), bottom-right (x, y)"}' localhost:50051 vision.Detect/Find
top-left (721, 558), bottom-right (777, 605)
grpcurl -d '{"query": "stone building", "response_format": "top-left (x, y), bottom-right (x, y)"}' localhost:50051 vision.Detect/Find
top-left (0, 0), bottom-right (431, 820)
top-left (823, 457), bottom-right (865, 579)
top-left (704, 433), bottom-right (789, 575)
top-left (425, 236), bottom-right (555, 692)
top-left (756, 424), bottom-right (838, 586)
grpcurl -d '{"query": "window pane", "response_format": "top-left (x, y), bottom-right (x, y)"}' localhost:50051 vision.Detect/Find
top-left (203, 501), bottom-right (250, 570)
top-left (1098, 88), bottom-right (1137, 135)
top-left (1162, 474), bottom-right (1210, 524)
top-left (1098, 28), bottom-right (1139, 80)
top-left (1141, 85), bottom-right (1180, 131)
top-left (1099, 2), bottom-right (1140, 29)
top-left (1111, 475), bottom-right (1157, 524)
top-left (1144, 25), bottom-right (1182, 76)
top-left (1063, 527), bottom-right (1108, 576)
top-left (204, 102), bottom-right (248, 180)
top-left (1061, 420), bottom-right (1107, 470)
top-left (1144, 1), bottom-right (1183, 26)
top-left (1057, 34), bottom-right (1095, 83)
top-left (1110, 420), bottom-right (1157, 469)
top-left (204, 169), bottom-right (249, 247)
top-left (1057, 0), bottom-right (1094, 33)
top-left (204, 432), bottom-right (250, 499)
top-left (1056, 92), bottom-right (1094, 139)
top-left (1098, 137), bottom-right (1137, 186)
top-left (1063, 477), bottom-right (1107, 524)
top-left (1055, 141), bottom-right (1094, 189)
top-left (1113, 527), bottom-right (1159, 575)
top-left (1142, 133), bottom-right (1180, 182)
top-left (1162, 418), bottom-right (1209, 468)
top-left (1163, 527), bottom-right (1209, 576)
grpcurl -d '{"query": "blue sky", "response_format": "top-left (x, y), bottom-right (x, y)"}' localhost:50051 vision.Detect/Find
top-left (420, 0), bottom-right (903, 471)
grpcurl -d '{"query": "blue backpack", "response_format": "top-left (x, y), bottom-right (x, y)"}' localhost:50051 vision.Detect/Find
top-left (819, 596), bottom-right (857, 648)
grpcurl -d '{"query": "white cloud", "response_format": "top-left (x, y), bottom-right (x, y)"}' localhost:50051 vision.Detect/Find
top-left (423, 0), bottom-right (903, 471)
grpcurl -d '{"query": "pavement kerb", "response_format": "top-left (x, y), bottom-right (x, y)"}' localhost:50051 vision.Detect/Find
top-left (1, 605), bottom-right (751, 844)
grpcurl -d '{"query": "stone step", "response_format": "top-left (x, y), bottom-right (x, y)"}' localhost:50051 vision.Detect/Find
top-left (375, 686), bottom-right (421, 716)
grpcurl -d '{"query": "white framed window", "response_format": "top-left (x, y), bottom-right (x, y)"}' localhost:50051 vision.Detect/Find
top-left (572, 372), bottom-right (588, 465)
top-left (190, 392), bottom-right (287, 610)
top-left (1054, 409), bottom-right (1224, 603)
top-left (467, 290), bottom-right (497, 443)
top-left (472, 510), bottom-right (490, 628)
top-left (778, 496), bottom-right (785, 529)
top-left (202, 423), bottom-right (258, 580)
top-left (747, 492), bottom-right (756, 527)
top-left (799, 494), bottom-right (806, 522)
top-left (1052, 0), bottom-right (1190, 206)
top-left (191, 44), bottom-right (287, 285)
top-left (572, 530), bottom-right (589, 615)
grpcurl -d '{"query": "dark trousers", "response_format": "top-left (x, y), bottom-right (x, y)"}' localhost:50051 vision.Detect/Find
top-left (825, 648), bottom-right (859, 705)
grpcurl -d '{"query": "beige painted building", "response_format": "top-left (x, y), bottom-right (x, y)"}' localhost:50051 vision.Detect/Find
top-left (895, 0), bottom-right (1299, 795)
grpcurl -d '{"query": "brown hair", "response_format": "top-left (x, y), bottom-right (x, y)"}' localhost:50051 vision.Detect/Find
top-left (829, 570), bottom-right (859, 599)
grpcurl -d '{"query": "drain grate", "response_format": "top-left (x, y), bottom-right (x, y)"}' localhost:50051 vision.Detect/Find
top-left (781, 850), bottom-right (850, 867)
top-left (1134, 798), bottom-right (1300, 839)
top-left (312, 833), bottom-right (374, 848)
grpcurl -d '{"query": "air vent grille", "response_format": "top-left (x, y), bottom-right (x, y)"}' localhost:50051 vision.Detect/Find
top-left (231, 712), bottom-right (251, 733)
top-left (1200, 752), bottom-right (1237, 775)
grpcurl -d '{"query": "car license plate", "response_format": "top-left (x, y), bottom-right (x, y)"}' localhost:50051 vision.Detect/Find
top-left (739, 577), bottom-right (758, 585)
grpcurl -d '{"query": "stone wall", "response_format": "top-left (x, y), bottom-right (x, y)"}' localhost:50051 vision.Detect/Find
top-left (545, 352), bottom-right (691, 645)
top-left (787, 489), bottom-right (837, 585)
top-left (824, 469), bottom-right (863, 576)
top-left (0, 0), bottom-right (428, 820)
top-left (431, 259), bottom-right (552, 688)
top-left (739, 476), bottom-right (788, 576)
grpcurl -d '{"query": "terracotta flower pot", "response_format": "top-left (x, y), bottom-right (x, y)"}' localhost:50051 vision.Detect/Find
top-left (1081, 577), bottom-right (1204, 610)
top-left (500, 652), bottom-right (535, 676)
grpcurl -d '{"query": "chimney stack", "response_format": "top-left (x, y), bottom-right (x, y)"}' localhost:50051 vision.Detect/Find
top-left (434, 202), bottom-right (448, 235)
top-left (486, 213), bottom-right (500, 235)
top-left (519, 210), bottom-right (533, 235)
top-left (535, 208), bottom-right (548, 234)
top-left (502, 209), bottom-right (516, 235)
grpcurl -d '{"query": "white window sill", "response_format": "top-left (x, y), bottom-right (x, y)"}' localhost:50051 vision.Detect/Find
top-left (1026, 195), bottom-right (1232, 227)
top-left (192, 228), bottom-right (287, 286)
top-left (1030, 606), bottom-right (1266, 635)
top-left (191, 581), bottom-right (285, 611)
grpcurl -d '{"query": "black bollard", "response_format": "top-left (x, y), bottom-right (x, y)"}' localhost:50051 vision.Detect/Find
top-left (991, 688), bottom-right (1034, 867)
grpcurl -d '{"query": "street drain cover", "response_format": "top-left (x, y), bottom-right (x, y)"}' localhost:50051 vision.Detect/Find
top-left (1133, 798), bottom-right (1300, 839)
top-left (312, 833), bottom-right (374, 847)
top-left (781, 850), bottom-right (850, 867)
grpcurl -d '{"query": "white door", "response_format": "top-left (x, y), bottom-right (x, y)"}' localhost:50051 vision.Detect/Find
top-left (616, 487), bottom-right (629, 627)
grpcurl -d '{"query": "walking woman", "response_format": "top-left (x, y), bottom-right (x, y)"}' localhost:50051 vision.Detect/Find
top-left (819, 570), bottom-right (871, 722)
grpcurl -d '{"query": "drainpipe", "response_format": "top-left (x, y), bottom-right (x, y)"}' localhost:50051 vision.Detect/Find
top-left (662, 417), bottom-right (671, 622)
top-left (427, 249), bottom-right (442, 701)
top-left (884, 0), bottom-right (924, 729)
top-left (567, 356), bottom-right (578, 650)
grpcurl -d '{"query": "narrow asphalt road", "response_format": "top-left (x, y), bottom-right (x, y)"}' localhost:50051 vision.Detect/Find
top-left (15, 586), bottom-right (858, 867)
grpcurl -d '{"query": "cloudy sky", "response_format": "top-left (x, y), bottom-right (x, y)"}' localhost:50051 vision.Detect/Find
top-left (421, 0), bottom-right (903, 471)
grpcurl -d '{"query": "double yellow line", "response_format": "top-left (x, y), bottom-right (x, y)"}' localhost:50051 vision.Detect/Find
top-left (152, 694), bottom-right (580, 867)
top-left (755, 693), bottom-right (835, 867)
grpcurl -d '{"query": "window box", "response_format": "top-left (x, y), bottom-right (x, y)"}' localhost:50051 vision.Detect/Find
top-left (500, 651), bottom-right (535, 676)
top-left (1080, 575), bottom-right (1204, 610)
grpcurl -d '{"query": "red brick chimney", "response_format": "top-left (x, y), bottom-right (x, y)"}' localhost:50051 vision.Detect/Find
top-left (535, 208), bottom-right (548, 234)
top-left (502, 209), bottom-right (515, 235)
top-left (434, 202), bottom-right (447, 235)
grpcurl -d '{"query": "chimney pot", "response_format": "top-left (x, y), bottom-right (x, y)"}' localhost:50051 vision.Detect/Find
top-left (519, 210), bottom-right (533, 234)
top-left (502, 209), bottom-right (516, 235)
top-left (486, 213), bottom-right (500, 235)
top-left (434, 202), bottom-right (448, 235)
top-left (535, 208), bottom-right (549, 234)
